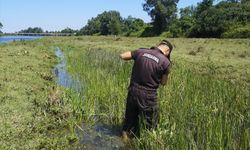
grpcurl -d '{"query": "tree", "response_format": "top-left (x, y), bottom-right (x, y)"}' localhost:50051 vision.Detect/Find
top-left (192, 7), bottom-right (228, 37)
top-left (188, 0), bottom-right (250, 37)
top-left (78, 11), bottom-right (124, 35)
top-left (0, 22), bottom-right (3, 33)
top-left (195, 0), bottom-right (214, 16)
top-left (61, 27), bottom-right (76, 33)
top-left (19, 27), bottom-right (43, 33)
top-left (123, 16), bottom-right (146, 36)
top-left (143, 0), bottom-right (179, 34)
top-left (98, 11), bottom-right (123, 35)
top-left (170, 6), bottom-right (195, 37)
top-left (241, 0), bottom-right (250, 3)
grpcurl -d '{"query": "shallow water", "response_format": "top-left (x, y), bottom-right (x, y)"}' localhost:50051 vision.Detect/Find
top-left (76, 122), bottom-right (125, 149)
top-left (53, 47), bottom-right (82, 91)
top-left (53, 48), bottom-right (125, 149)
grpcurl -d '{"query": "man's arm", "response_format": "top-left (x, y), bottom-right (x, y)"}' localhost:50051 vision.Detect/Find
top-left (161, 66), bottom-right (171, 86)
top-left (160, 73), bottom-right (169, 86)
top-left (119, 51), bottom-right (132, 60)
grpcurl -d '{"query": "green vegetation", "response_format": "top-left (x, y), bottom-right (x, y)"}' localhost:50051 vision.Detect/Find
top-left (1, 37), bottom-right (249, 149)
top-left (0, 22), bottom-right (3, 34)
top-left (49, 36), bottom-right (249, 149)
top-left (77, 11), bottom-right (147, 36)
top-left (0, 39), bottom-right (79, 149)
top-left (143, 0), bottom-right (179, 34)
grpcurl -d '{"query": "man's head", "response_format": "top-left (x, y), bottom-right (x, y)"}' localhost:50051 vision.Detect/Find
top-left (157, 40), bottom-right (173, 60)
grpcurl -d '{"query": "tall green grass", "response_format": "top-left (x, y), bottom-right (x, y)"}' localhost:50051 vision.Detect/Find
top-left (64, 48), bottom-right (249, 149)
top-left (52, 36), bottom-right (249, 149)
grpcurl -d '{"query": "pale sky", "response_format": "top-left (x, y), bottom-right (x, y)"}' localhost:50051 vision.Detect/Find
top-left (0, 0), bottom-right (202, 33)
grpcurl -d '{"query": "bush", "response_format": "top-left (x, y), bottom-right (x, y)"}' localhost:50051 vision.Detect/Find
top-left (160, 31), bottom-right (173, 38)
top-left (222, 24), bottom-right (250, 38)
top-left (128, 29), bottom-right (145, 37)
top-left (140, 26), bottom-right (159, 37)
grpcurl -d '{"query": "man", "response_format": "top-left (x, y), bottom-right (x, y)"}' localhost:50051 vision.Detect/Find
top-left (119, 40), bottom-right (173, 141)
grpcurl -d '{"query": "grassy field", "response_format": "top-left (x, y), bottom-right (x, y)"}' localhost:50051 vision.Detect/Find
top-left (0, 40), bottom-right (78, 149)
top-left (0, 36), bottom-right (249, 149)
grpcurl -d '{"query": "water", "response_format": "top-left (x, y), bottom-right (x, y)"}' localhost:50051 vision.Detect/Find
top-left (0, 35), bottom-right (42, 44)
top-left (76, 123), bottom-right (125, 149)
top-left (53, 47), bottom-right (82, 91)
top-left (53, 48), bottom-right (125, 149)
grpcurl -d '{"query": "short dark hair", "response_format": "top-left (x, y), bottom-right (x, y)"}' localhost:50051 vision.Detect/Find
top-left (159, 40), bottom-right (173, 52)
top-left (159, 40), bottom-right (173, 61)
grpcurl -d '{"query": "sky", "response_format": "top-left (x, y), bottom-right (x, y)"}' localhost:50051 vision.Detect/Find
top-left (0, 0), bottom-right (202, 33)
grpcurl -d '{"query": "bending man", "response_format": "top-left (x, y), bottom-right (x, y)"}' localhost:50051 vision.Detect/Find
top-left (119, 40), bottom-right (173, 141)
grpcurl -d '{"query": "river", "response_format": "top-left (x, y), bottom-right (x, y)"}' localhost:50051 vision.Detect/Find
top-left (0, 35), bottom-right (43, 44)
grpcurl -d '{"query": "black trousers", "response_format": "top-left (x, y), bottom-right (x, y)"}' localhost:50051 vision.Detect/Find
top-left (122, 85), bottom-right (159, 135)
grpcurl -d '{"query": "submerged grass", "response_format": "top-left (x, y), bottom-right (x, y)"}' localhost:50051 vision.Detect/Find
top-left (48, 36), bottom-right (249, 149)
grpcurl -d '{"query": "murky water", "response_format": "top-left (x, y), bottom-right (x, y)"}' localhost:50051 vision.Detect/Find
top-left (53, 48), bottom-right (125, 149)
top-left (76, 122), bottom-right (125, 149)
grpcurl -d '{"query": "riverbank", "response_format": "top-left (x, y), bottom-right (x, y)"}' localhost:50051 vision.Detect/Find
top-left (0, 39), bottom-right (78, 149)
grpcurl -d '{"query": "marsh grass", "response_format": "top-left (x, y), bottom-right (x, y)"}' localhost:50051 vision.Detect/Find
top-left (52, 36), bottom-right (250, 149)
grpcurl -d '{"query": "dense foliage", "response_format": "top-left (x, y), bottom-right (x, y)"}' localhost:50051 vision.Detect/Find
top-left (143, 0), bottom-right (179, 34)
top-left (151, 0), bottom-right (250, 38)
top-left (77, 11), bottom-right (147, 36)
top-left (187, 0), bottom-right (250, 38)
top-left (0, 22), bottom-right (3, 33)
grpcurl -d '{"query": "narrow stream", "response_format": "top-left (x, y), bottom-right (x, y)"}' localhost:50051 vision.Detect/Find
top-left (53, 48), bottom-right (125, 149)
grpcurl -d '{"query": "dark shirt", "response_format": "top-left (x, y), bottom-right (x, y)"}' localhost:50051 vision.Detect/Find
top-left (130, 47), bottom-right (170, 90)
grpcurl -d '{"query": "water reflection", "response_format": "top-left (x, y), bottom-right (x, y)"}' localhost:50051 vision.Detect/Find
top-left (53, 47), bottom-right (82, 92)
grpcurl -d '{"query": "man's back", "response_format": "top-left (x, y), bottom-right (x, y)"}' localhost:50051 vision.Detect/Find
top-left (130, 47), bottom-right (170, 89)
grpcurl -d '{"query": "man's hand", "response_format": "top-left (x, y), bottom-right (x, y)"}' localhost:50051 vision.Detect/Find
top-left (120, 51), bottom-right (132, 60)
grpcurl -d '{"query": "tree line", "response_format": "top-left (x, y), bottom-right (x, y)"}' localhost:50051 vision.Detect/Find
top-left (0, 22), bottom-right (3, 33)
top-left (78, 0), bottom-right (250, 38)
top-left (1, 0), bottom-right (249, 38)
top-left (18, 27), bottom-right (77, 34)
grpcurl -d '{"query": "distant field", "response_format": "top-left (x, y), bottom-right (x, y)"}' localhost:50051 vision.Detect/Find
top-left (0, 36), bottom-right (249, 149)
